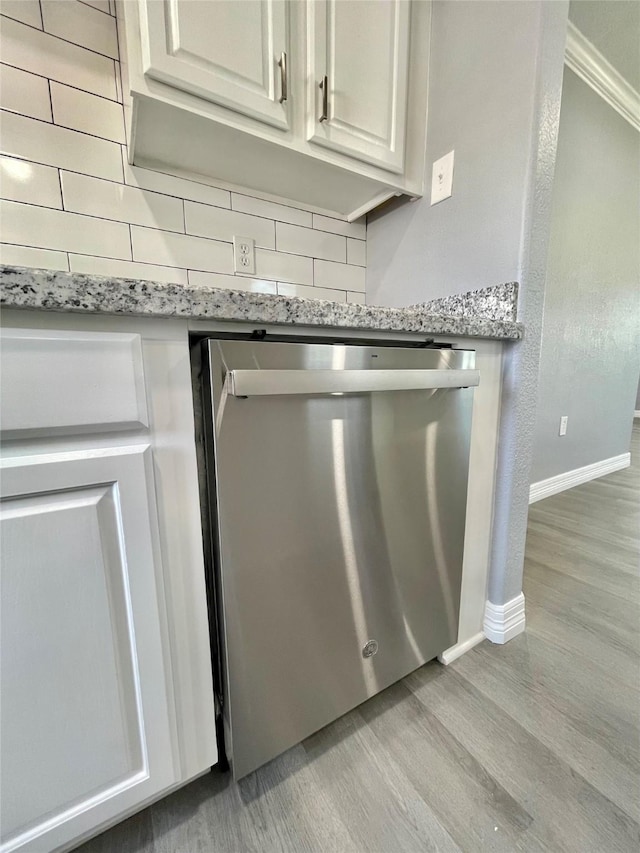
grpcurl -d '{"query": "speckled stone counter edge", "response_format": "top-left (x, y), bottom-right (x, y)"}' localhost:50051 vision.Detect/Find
top-left (0, 266), bottom-right (523, 341)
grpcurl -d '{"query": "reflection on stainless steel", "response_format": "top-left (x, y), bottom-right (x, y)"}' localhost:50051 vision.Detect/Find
top-left (204, 338), bottom-right (477, 779)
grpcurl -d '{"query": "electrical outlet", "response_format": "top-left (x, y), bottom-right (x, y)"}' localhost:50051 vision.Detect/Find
top-left (431, 150), bottom-right (454, 205)
top-left (559, 415), bottom-right (568, 436)
top-left (233, 236), bottom-right (256, 275)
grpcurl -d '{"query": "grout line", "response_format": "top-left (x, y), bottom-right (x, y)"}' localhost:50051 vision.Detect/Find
top-left (0, 60), bottom-right (119, 105)
top-left (57, 169), bottom-right (64, 210)
top-left (46, 77), bottom-right (54, 122)
top-left (77, 0), bottom-right (114, 19)
top-left (64, 251), bottom-right (70, 272)
top-left (37, 0), bottom-right (44, 30)
top-left (181, 199), bottom-right (186, 234)
top-left (1, 12), bottom-right (120, 64)
top-left (127, 223), bottom-right (134, 261)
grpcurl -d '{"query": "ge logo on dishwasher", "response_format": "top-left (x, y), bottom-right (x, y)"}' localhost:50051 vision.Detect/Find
top-left (362, 640), bottom-right (379, 658)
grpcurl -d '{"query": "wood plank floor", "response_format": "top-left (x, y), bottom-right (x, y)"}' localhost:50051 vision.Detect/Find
top-left (78, 425), bottom-right (640, 853)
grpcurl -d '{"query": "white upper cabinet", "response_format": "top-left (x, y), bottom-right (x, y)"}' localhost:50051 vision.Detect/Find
top-left (307, 0), bottom-right (410, 173)
top-left (140, 0), bottom-right (290, 131)
top-left (122, 0), bottom-right (431, 219)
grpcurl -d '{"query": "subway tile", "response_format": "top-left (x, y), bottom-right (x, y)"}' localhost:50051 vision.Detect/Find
top-left (1, 0), bottom-right (42, 29)
top-left (41, 0), bottom-right (118, 60)
top-left (0, 65), bottom-right (52, 122)
top-left (347, 291), bottom-right (366, 305)
top-left (61, 171), bottom-right (184, 231)
top-left (0, 199), bottom-right (131, 258)
top-left (275, 223), bottom-right (345, 262)
top-left (312, 213), bottom-right (366, 240)
top-left (0, 17), bottom-right (116, 99)
top-left (131, 226), bottom-right (234, 275)
top-left (185, 201), bottom-right (275, 249)
top-left (51, 82), bottom-right (125, 143)
top-left (0, 156), bottom-right (62, 208)
top-left (252, 248), bottom-right (313, 285)
top-left (69, 254), bottom-right (188, 285)
top-left (0, 243), bottom-right (69, 271)
top-left (123, 158), bottom-right (232, 209)
top-left (78, 0), bottom-right (111, 14)
top-left (347, 237), bottom-right (366, 267)
top-left (187, 270), bottom-right (277, 294)
top-left (231, 193), bottom-right (312, 227)
top-left (314, 259), bottom-right (365, 292)
top-left (1, 111), bottom-right (123, 181)
top-left (277, 283), bottom-right (347, 303)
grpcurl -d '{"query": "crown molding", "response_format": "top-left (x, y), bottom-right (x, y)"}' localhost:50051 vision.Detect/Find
top-left (565, 21), bottom-right (640, 133)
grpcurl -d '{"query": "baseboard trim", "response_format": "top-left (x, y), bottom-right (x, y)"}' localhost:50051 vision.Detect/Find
top-left (634, 410), bottom-right (640, 419)
top-left (438, 631), bottom-right (485, 666)
top-left (529, 453), bottom-right (630, 504)
top-left (484, 594), bottom-right (525, 644)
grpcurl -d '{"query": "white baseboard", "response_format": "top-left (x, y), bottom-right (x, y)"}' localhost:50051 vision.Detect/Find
top-left (529, 452), bottom-right (630, 504)
top-left (438, 631), bottom-right (485, 665)
top-left (484, 593), bottom-right (526, 644)
top-left (634, 410), bottom-right (640, 419)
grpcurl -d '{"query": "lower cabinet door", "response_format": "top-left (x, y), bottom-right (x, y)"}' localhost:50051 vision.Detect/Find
top-left (0, 445), bottom-right (177, 853)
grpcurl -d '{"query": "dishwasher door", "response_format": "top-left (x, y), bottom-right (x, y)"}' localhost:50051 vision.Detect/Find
top-left (204, 338), bottom-right (477, 779)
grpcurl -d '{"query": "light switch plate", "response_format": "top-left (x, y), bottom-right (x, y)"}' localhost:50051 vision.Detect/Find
top-left (431, 151), bottom-right (455, 205)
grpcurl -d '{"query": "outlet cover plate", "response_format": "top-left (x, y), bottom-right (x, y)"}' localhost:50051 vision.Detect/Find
top-left (233, 236), bottom-right (256, 275)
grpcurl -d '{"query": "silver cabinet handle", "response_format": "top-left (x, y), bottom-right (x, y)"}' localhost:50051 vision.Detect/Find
top-left (278, 52), bottom-right (287, 103)
top-left (319, 75), bottom-right (328, 122)
top-left (226, 369), bottom-right (480, 397)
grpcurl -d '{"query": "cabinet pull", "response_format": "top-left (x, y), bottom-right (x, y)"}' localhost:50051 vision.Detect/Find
top-left (319, 75), bottom-right (328, 122)
top-left (278, 52), bottom-right (287, 103)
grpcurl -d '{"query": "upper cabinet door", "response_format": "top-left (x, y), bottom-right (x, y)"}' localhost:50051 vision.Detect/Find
top-left (307, 0), bottom-right (411, 174)
top-left (140, 0), bottom-right (291, 131)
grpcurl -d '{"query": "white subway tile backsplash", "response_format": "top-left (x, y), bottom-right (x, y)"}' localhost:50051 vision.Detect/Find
top-left (0, 243), bottom-right (69, 271)
top-left (277, 283), bottom-right (347, 303)
top-left (123, 158), bottom-right (232, 209)
top-left (131, 226), bottom-right (234, 275)
top-left (314, 259), bottom-right (365, 292)
top-left (185, 201), bottom-right (275, 249)
top-left (253, 248), bottom-right (313, 285)
top-left (0, 156), bottom-right (62, 208)
top-left (231, 193), bottom-right (312, 228)
top-left (51, 82), bottom-right (125, 142)
top-left (312, 213), bottom-right (366, 240)
top-left (1, 199), bottom-right (131, 257)
top-left (0, 17), bottom-right (116, 99)
top-left (69, 254), bottom-right (188, 284)
top-left (61, 171), bottom-right (184, 231)
top-left (347, 291), bottom-right (366, 305)
top-left (41, 0), bottom-right (118, 60)
top-left (0, 65), bottom-right (52, 122)
top-left (0, 6), bottom-right (367, 303)
top-left (347, 237), bottom-right (366, 267)
top-left (1, 1), bottom-right (43, 29)
top-left (276, 223), bottom-right (346, 262)
top-left (187, 270), bottom-right (277, 294)
top-left (0, 111), bottom-right (123, 181)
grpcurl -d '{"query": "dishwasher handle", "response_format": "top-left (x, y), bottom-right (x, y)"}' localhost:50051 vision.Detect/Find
top-left (226, 368), bottom-right (480, 397)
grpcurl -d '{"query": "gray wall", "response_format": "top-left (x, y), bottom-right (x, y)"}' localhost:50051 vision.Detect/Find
top-left (531, 70), bottom-right (640, 482)
top-left (367, 1), bottom-right (543, 306)
top-left (366, 0), bottom-right (569, 608)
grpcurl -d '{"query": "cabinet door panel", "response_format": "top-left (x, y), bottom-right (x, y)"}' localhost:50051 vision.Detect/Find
top-left (0, 446), bottom-right (176, 853)
top-left (140, 0), bottom-right (290, 131)
top-left (308, 0), bottom-right (410, 173)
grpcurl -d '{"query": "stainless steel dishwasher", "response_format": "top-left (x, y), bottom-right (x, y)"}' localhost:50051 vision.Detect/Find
top-left (200, 336), bottom-right (479, 779)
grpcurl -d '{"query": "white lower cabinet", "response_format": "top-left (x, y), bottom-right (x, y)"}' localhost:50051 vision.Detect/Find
top-left (0, 317), bottom-right (217, 853)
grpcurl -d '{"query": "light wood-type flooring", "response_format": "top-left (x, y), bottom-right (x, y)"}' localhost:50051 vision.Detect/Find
top-left (78, 425), bottom-right (640, 853)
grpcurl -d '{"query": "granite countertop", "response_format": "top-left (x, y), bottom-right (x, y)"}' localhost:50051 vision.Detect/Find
top-left (0, 266), bottom-right (523, 341)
